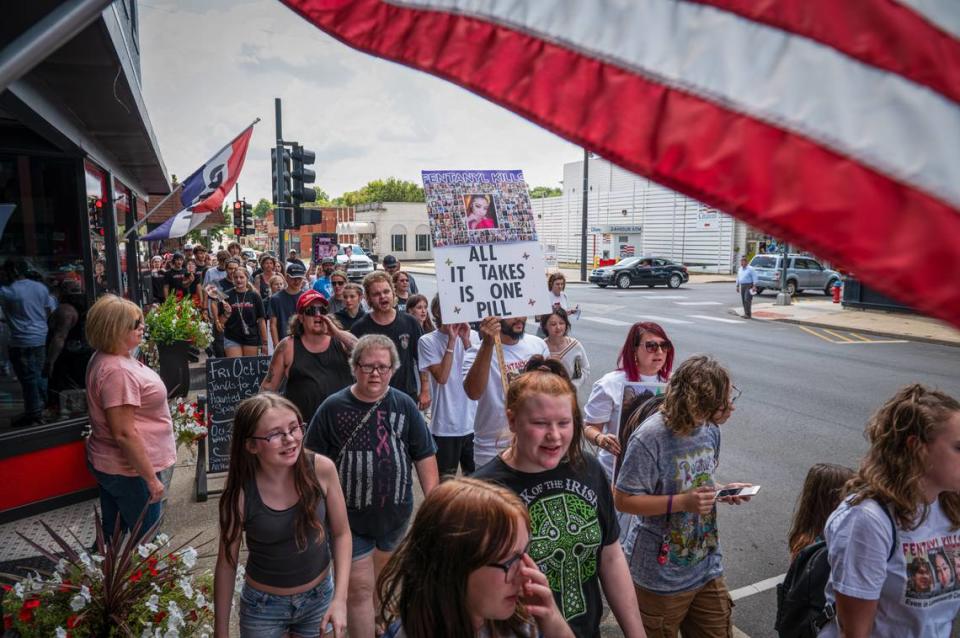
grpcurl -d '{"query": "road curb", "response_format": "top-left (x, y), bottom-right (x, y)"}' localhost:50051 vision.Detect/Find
top-left (726, 307), bottom-right (960, 347)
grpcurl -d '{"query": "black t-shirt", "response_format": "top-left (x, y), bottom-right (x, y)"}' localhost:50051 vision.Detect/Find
top-left (268, 290), bottom-right (302, 340)
top-left (222, 288), bottom-right (265, 346)
top-left (305, 387), bottom-right (436, 537)
top-left (474, 454), bottom-right (619, 638)
top-left (150, 269), bottom-right (166, 302)
top-left (334, 308), bottom-right (366, 331)
top-left (349, 312), bottom-right (422, 399)
top-left (163, 268), bottom-right (192, 298)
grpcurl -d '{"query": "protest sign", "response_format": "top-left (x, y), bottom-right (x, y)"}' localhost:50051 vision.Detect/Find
top-left (205, 355), bottom-right (270, 473)
top-left (312, 233), bottom-right (338, 263)
top-left (423, 170), bottom-right (551, 323)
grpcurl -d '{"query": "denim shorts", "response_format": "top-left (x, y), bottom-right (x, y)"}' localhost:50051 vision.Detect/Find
top-left (223, 336), bottom-right (243, 349)
top-left (351, 523), bottom-right (409, 560)
top-left (239, 572), bottom-right (334, 638)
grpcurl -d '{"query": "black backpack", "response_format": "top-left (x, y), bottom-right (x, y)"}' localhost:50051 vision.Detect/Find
top-left (775, 502), bottom-right (896, 638)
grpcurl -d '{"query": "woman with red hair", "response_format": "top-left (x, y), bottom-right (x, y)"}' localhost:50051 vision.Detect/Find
top-left (583, 322), bottom-right (674, 481)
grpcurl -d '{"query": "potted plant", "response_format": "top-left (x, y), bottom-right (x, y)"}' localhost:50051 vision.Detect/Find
top-left (142, 297), bottom-right (212, 399)
top-left (1, 512), bottom-right (213, 637)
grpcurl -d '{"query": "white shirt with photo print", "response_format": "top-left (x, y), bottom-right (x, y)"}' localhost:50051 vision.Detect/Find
top-left (821, 496), bottom-right (960, 637)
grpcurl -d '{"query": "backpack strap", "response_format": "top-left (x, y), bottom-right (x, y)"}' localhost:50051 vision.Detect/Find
top-left (875, 498), bottom-right (898, 562)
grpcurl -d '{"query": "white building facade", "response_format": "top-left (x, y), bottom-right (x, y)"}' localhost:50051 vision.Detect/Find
top-left (344, 202), bottom-right (433, 262)
top-left (535, 158), bottom-right (749, 273)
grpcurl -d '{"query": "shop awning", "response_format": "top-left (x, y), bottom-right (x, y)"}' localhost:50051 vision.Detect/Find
top-left (338, 221), bottom-right (376, 234)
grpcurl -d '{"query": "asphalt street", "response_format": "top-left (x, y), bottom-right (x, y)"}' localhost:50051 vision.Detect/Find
top-left (412, 273), bottom-right (960, 637)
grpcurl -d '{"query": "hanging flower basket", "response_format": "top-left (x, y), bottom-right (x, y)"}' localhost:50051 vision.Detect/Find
top-left (142, 298), bottom-right (212, 398)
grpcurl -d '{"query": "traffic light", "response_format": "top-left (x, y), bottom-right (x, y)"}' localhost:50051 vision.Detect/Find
top-left (290, 144), bottom-right (316, 228)
top-left (233, 200), bottom-right (243, 236)
top-left (271, 146), bottom-right (291, 205)
top-left (242, 200), bottom-right (254, 236)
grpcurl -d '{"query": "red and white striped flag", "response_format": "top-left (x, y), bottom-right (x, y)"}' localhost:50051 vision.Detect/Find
top-left (281, 0), bottom-right (960, 328)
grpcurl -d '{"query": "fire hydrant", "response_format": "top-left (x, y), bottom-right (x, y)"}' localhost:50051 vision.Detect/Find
top-left (832, 280), bottom-right (842, 303)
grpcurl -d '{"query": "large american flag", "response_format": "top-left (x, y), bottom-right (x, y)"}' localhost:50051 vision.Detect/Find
top-left (281, 0), bottom-right (960, 328)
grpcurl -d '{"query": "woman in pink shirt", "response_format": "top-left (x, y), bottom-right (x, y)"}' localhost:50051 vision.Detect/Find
top-left (85, 295), bottom-right (176, 539)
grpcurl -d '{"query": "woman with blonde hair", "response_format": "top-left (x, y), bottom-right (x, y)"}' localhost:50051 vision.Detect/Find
top-left (379, 478), bottom-right (572, 637)
top-left (820, 385), bottom-right (960, 637)
top-left (84, 294), bottom-right (175, 539)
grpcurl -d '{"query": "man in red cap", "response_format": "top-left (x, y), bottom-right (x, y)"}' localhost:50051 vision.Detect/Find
top-left (261, 290), bottom-right (357, 422)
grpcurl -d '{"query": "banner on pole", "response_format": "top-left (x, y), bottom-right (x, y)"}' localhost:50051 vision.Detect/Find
top-left (423, 170), bottom-right (551, 323)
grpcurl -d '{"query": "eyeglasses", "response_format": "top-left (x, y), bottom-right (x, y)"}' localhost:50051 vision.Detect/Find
top-left (302, 305), bottom-right (328, 316)
top-left (248, 424), bottom-right (307, 445)
top-left (642, 340), bottom-right (672, 353)
top-left (487, 541), bottom-right (531, 582)
top-left (356, 363), bottom-right (393, 375)
top-left (730, 385), bottom-right (742, 405)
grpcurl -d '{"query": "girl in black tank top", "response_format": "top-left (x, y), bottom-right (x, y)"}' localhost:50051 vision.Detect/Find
top-left (285, 336), bottom-right (353, 424)
top-left (214, 393), bottom-right (351, 637)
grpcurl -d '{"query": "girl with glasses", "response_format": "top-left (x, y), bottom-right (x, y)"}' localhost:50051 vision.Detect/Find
top-left (584, 321), bottom-right (674, 481)
top-left (392, 271), bottom-right (411, 310)
top-left (474, 370), bottom-right (646, 637)
top-left (614, 356), bottom-right (752, 637)
top-left (214, 392), bottom-right (351, 638)
top-left (378, 478), bottom-right (572, 638)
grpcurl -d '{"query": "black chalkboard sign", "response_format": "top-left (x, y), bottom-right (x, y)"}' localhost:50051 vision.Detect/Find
top-left (206, 356), bottom-right (271, 473)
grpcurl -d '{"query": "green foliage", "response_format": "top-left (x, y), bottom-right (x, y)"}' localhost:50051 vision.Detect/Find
top-left (252, 198), bottom-right (272, 218)
top-left (143, 296), bottom-right (212, 350)
top-left (530, 186), bottom-right (562, 198)
top-left (333, 178), bottom-right (425, 206)
top-left (314, 188), bottom-right (332, 206)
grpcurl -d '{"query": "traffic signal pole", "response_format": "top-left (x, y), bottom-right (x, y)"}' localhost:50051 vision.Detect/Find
top-left (275, 98), bottom-right (285, 259)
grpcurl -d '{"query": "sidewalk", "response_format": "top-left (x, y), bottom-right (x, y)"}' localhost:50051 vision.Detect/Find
top-left (401, 260), bottom-right (736, 285)
top-left (730, 296), bottom-right (960, 346)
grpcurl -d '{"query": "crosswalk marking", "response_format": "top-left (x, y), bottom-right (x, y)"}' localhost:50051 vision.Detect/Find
top-left (582, 316), bottom-right (633, 327)
top-left (634, 315), bottom-right (695, 325)
top-left (687, 314), bottom-right (744, 324)
top-left (675, 301), bottom-right (723, 306)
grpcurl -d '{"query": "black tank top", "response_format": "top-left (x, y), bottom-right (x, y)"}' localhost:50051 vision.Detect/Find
top-left (243, 463), bottom-right (331, 588)
top-left (285, 336), bottom-right (353, 423)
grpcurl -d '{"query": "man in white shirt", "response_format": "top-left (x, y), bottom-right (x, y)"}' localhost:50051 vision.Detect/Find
top-left (463, 315), bottom-right (549, 468)
top-left (735, 256), bottom-right (758, 318)
top-left (418, 295), bottom-right (479, 477)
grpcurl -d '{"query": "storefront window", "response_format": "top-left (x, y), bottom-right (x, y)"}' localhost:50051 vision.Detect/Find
top-left (0, 155), bottom-right (90, 428)
top-left (114, 177), bottom-right (132, 298)
top-left (86, 162), bottom-right (111, 296)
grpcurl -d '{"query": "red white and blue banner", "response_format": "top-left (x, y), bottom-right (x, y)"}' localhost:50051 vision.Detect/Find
top-left (180, 125), bottom-right (255, 213)
top-left (141, 209), bottom-right (211, 241)
top-left (280, 0), bottom-right (960, 329)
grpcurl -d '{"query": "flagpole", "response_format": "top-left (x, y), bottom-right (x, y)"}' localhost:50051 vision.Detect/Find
top-left (124, 117), bottom-right (261, 239)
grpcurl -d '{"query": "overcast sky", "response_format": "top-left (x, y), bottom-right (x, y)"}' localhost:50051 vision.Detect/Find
top-left (138, 0), bottom-right (583, 204)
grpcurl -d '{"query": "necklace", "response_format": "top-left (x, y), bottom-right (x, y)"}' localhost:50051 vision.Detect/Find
top-left (235, 289), bottom-right (252, 336)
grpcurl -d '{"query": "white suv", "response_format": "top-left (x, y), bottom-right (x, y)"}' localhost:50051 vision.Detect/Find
top-left (336, 244), bottom-right (374, 281)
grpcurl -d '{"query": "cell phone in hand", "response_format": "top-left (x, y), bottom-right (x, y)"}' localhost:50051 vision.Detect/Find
top-left (207, 286), bottom-right (228, 302)
top-left (715, 485), bottom-right (761, 500)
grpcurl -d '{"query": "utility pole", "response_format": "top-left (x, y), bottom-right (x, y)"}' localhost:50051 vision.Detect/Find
top-left (775, 240), bottom-right (792, 305)
top-left (580, 148), bottom-right (589, 281)
top-left (275, 98), bottom-right (285, 259)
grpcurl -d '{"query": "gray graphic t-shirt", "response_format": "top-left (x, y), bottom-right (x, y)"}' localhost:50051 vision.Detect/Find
top-left (615, 412), bottom-right (723, 594)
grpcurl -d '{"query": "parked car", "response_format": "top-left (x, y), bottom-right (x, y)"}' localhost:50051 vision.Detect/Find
top-left (748, 254), bottom-right (840, 296)
top-left (589, 256), bottom-right (689, 289)
top-left (336, 244), bottom-right (374, 281)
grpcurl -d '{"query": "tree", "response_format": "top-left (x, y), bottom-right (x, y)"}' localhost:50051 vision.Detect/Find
top-left (314, 188), bottom-right (333, 206)
top-left (252, 198), bottom-right (271, 218)
top-left (333, 178), bottom-right (425, 206)
top-left (529, 186), bottom-right (562, 198)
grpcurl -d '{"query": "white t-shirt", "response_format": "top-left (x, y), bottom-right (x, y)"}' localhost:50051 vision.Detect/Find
top-left (462, 334), bottom-right (549, 468)
top-left (821, 497), bottom-right (960, 638)
top-left (582, 370), bottom-right (664, 480)
top-left (418, 329), bottom-right (480, 437)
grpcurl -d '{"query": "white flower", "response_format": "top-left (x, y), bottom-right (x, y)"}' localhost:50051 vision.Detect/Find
top-left (178, 547), bottom-right (197, 569)
top-left (55, 628), bottom-right (68, 638)
top-left (194, 591), bottom-right (207, 608)
top-left (80, 584), bottom-right (91, 602)
top-left (56, 559), bottom-right (69, 574)
top-left (178, 577), bottom-right (194, 599)
top-left (78, 552), bottom-right (92, 568)
top-left (155, 533), bottom-right (170, 546)
top-left (140, 627), bottom-right (154, 638)
top-left (146, 593), bottom-right (160, 613)
top-left (161, 630), bottom-right (179, 638)
top-left (91, 553), bottom-right (105, 563)
top-left (69, 593), bottom-right (88, 611)
top-left (51, 571), bottom-right (62, 585)
top-left (138, 544), bottom-right (151, 558)
top-left (12, 582), bottom-right (24, 598)
top-left (166, 600), bottom-right (184, 629)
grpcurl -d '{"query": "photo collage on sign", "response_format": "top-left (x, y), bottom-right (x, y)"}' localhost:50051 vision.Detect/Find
top-left (905, 542), bottom-right (960, 605)
top-left (423, 171), bottom-right (538, 247)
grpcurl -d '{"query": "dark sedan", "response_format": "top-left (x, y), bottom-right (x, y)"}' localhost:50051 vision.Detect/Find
top-left (589, 256), bottom-right (689, 289)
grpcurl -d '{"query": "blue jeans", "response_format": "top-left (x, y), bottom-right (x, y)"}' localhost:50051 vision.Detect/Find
top-left (87, 462), bottom-right (164, 541)
top-left (9, 345), bottom-right (46, 417)
top-left (239, 572), bottom-right (334, 638)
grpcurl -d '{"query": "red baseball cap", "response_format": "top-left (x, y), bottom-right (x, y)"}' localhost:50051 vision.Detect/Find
top-left (296, 290), bottom-right (329, 314)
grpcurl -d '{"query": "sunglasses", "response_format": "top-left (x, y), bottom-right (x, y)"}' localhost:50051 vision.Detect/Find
top-left (302, 305), bottom-right (328, 316)
top-left (131, 318), bottom-right (142, 331)
top-left (332, 281), bottom-right (346, 287)
top-left (642, 340), bottom-right (672, 353)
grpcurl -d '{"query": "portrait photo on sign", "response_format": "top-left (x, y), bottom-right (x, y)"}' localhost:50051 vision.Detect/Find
top-left (462, 193), bottom-right (498, 231)
top-left (619, 382), bottom-right (666, 436)
top-left (422, 170), bottom-right (538, 248)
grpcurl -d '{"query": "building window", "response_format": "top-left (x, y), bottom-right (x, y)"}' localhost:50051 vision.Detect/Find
top-left (415, 234), bottom-right (430, 252)
top-left (391, 234), bottom-right (406, 252)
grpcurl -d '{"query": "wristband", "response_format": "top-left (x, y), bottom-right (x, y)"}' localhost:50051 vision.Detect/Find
top-left (446, 348), bottom-right (455, 354)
